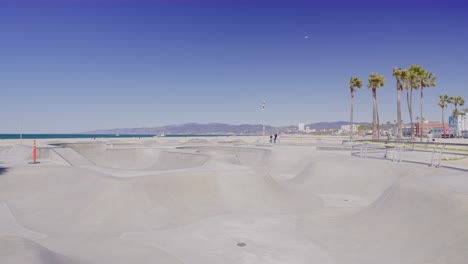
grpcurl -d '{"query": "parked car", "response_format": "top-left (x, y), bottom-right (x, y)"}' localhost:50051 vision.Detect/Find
top-left (441, 133), bottom-right (454, 138)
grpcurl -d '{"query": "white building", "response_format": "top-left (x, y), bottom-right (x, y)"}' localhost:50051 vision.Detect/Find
top-left (449, 115), bottom-right (468, 137)
top-left (304, 126), bottom-right (315, 133)
top-left (341, 124), bottom-right (358, 133)
top-left (457, 115), bottom-right (468, 136)
top-left (298, 123), bottom-right (305, 132)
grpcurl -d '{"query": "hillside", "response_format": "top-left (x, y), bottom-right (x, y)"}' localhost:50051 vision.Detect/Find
top-left (83, 122), bottom-right (371, 135)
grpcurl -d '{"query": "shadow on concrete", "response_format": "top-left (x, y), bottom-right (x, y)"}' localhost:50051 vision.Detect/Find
top-left (0, 166), bottom-right (8, 175)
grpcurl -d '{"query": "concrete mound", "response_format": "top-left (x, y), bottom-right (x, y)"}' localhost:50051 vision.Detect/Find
top-left (0, 165), bottom-right (321, 237)
top-left (0, 145), bottom-right (32, 162)
top-left (53, 143), bottom-right (209, 170)
top-left (209, 138), bottom-right (247, 145)
top-left (0, 236), bottom-right (78, 264)
top-left (184, 138), bottom-right (210, 144)
top-left (1, 141), bottom-right (468, 263)
top-left (299, 175), bottom-right (468, 264)
top-left (157, 139), bottom-right (181, 146)
top-left (178, 146), bottom-right (270, 167)
top-left (141, 140), bottom-right (160, 146)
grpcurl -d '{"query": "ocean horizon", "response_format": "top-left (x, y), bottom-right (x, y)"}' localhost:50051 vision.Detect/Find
top-left (0, 134), bottom-right (231, 140)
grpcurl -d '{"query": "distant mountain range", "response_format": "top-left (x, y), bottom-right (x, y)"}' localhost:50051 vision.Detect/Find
top-left (83, 122), bottom-right (371, 135)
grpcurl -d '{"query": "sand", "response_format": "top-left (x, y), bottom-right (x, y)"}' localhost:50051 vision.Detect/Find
top-left (1, 136), bottom-right (468, 264)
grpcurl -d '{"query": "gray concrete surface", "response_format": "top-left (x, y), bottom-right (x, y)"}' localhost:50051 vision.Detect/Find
top-left (0, 139), bottom-right (468, 264)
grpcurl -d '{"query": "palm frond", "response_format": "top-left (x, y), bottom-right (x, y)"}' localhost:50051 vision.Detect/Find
top-left (348, 76), bottom-right (363, 89)
top-left (367, 73), bottom-right (385, 89)
top-left (439, 94), bottom-right (449, 108)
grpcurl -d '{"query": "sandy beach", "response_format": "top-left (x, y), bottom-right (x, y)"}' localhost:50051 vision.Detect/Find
top-left (1, 136), bottom-right (468, 264)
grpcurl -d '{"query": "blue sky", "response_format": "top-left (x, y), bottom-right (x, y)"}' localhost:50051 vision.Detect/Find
top-left (1, 0), bottom-right (467, 133)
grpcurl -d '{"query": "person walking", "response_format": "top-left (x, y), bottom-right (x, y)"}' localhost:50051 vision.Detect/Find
top-left (427, 131), bottom-right (434, 142)
top-left (269, 135), bottom-right (273, 143)
top-left (274, 133), bottom-right (278, 144)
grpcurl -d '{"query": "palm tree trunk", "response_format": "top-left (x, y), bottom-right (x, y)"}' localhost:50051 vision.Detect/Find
top-left (406, 90), bottom-right (411, 139)
top-left (455, 104), bottom-right (458, 137)
top-left (420, 85), bottom-right (424, 142)
top-left (397, 87), bottom-right (402, 139)
top-left (376, 102), bottom-right (380, 139)
top-left (350, 90), bottom-right (354, 141)
top-left (372, 88), bottom-right (378, 140)
top-left (441, 107), bottom-right (445, 137)
top-left (408, 88), bottom-right (414, 140)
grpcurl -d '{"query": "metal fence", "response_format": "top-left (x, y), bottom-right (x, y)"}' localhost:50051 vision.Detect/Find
top-left (351, 140), bottom-right (415, 162)
top-left (351, 143), bottom-right (388, 159)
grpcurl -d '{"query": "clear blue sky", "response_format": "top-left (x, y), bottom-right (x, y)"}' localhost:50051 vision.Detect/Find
top-left (1, 0), bottom-right (467, 133)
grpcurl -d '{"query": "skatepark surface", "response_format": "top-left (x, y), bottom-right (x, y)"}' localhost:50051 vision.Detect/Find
top-left (1, 137), bottom-right (468, 264)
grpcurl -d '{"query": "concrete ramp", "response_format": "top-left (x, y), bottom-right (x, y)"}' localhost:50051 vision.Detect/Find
top-left (55, 143), bottom-right (209, 170)
top-left (300, 175), bottom-right (468, 264)
top-left (1, 142), bottom-right (468, 264)
top-left (179, 146), bottom-right (270, 167)
top-left (0, 236), bottom-right (80, 264)
top-left (0, 165), bottom-right (322, 237)
top-left (52, 148), bottom-right (94, 167)
top-left (0, 145), bottom-right (32, 162)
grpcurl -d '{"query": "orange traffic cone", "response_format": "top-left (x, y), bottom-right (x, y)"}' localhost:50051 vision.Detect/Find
top-left (30, 140), bottom-right (39, 164)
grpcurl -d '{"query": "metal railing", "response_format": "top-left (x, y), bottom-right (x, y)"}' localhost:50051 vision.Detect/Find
top-left (350, 140), bottom-right (468, 171)
top-left (392, 144), bottom-right (403, 162)
top-left (390, 140), bottom-right (415, 162)
top-left (351, 143), bottom-right (387, 159)
top-left (429, 143), bottom-right (446, 168)
top-left (351, 140), bottom-right (416, 161)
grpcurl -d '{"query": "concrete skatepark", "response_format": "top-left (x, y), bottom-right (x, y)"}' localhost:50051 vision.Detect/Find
top-left (1, 137), bottom-right (468, 264)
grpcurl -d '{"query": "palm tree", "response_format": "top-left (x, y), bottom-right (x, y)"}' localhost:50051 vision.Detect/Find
top-left (449, 96), bottom-right (465, 137)
top-left (408, 65), bottom-right (436, 141)
top-left (348, 77), bottom-right (363, 141)
top-left (402, 68), bottom-right (418, 140)
top-left (392, 67), bottom-right (405, 139)
top-left (438, 94), bottom-right (449, 137)
top-left (386, 121), bottom-right (392, 137)
top-left (449, 96), bottom-right (465, 116)
top-left (367, 73), bottom-right (385, 140)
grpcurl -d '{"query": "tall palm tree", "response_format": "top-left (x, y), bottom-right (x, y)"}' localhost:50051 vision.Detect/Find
top-left (392, 67), bottom-right (405, 139)
top-left (449, 96), bottom-right (465, 116)
top-left (438, 94), bottom-right (449, 136)
top-left (449, 96), bottom-right (465, 137)
top-left (348, 77), bottom-right (363, 141)
top-left (408, 65), bottom-right (436, 141)
top-left (367, 73), bottom-right (385, 140)
top-left (402, 68), bottom-right (418, 140)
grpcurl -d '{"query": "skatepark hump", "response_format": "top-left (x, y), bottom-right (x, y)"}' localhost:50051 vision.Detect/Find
top-left (0, 140), bottom-right (468, 264)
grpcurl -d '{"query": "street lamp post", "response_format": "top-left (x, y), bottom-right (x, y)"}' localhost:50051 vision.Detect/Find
top-left (262, 99), bottom-right (266, 137)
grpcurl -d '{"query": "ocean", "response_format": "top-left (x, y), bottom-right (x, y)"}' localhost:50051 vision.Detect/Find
top-left (0, 134), bottom-right (229, 140)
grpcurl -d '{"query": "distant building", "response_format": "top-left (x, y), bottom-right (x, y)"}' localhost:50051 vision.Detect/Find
top-left (341, 125), bottom-right (358, 133)
top-left (450, 115), bottom-right (468, 137)
top-left (402, 123), bottom-right (413, 137)
top-left (298, 123), bottom-right (305, 132)
top-left (415, 122), bottom-right (449, 137)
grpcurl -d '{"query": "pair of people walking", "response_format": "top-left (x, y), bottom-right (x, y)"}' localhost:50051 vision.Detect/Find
top-left (269, 133), bottom-right (278, 144)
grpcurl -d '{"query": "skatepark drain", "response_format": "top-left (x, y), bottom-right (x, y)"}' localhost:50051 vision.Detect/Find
top-left (236, 242), bottom-right (247, 247)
